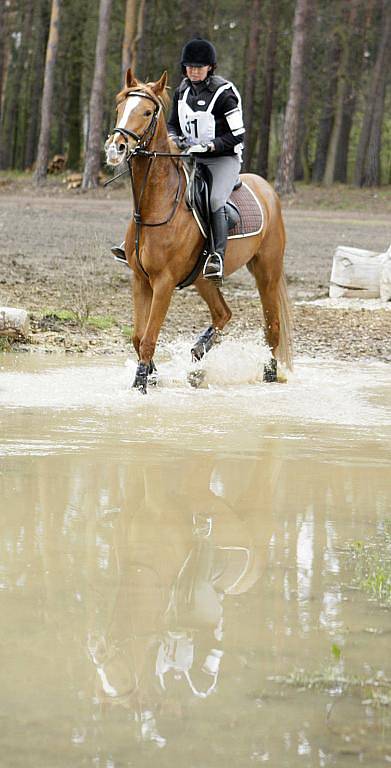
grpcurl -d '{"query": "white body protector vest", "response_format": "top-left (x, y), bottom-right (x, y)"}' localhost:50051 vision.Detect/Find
top-left (178, 81), bottom-right (244, 154)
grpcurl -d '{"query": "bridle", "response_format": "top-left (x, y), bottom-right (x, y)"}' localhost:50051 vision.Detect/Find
top-left (112, 90), bottom-right (162, 155)
top-left (109, 89), bottom-right (183, 279)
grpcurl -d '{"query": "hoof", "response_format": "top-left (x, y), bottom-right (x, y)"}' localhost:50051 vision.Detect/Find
top-left (191, 326), bottom-right (220, 362)
top-left (187, 368), bottom-right (207, 388)
top-left (263, 358), bottom-right (277, 383)
top-left (148, 360), bottom-right (158, 386)
top-left (277, 369), bottom-right (287, 384)
top-left (132, 361), bottom-right (149, 394)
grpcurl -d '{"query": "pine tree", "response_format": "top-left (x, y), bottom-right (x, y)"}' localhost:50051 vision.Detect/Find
top-left (275, 0), bottom-right (313, 195)
top-left (34, 0), bottom-right (62, 185)
top-left (82, 0), bottom-right (113, 190)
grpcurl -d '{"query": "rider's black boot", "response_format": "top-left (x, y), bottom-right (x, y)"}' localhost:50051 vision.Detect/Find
top-left (203, 206), bottom-right (228, 284)
top-left (111, 241), bottom-right (127, 264)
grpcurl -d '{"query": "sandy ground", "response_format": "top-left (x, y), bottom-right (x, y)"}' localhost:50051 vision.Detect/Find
top-left (0, 176), bottom-right (390, 362)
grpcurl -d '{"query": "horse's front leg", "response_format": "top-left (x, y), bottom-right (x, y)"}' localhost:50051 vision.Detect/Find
top-left (133, 277), bottom-right (175, 394)
top-left (131, 275), bottom-right (158, 390)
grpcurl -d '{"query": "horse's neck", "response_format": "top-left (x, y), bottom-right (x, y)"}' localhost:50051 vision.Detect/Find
top-left (131, 118), bottom-right (179, 213)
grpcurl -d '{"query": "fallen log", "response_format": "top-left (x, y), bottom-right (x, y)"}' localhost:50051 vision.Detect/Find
top-left (329, 244), bottom-right (391, 299)
top-left (0, 307), bottom-right (30, 338)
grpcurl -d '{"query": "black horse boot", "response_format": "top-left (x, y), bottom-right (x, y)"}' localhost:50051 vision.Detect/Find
top-left (203, 206), bottom-right (228, 284)
top-left (111, 241), bottom-right (127, 264)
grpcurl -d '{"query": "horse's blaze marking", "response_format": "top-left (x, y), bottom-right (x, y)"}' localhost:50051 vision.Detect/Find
top-left (118, 96), bottom-right (141, 129)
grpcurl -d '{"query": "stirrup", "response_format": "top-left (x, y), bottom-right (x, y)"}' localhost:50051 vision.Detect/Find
top-left (203, 252), bottom-right (223, 282)
top-left (111, 242), bottom-right (127, 264)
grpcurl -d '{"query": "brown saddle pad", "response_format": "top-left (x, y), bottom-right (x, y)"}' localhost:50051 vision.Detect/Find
top-left (228, 182), bottom-right (264, 239)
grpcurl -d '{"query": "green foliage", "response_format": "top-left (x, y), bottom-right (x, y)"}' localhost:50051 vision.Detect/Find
top-left (86, 315), bottom-right (116, 330)
top-left (348, 522), bottom-right (391, 605)
top-left (331, 643), bottom-right (342, 662)
top-left (1, 0), bottom-right (390, 186)
top-left (271, 666), bottom-right (391, 707)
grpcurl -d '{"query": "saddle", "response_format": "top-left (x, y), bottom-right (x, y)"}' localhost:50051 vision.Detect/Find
top-left (177, 160), bottom-right (264, 290)
top-left (185, 162), bottom-right (241, 238)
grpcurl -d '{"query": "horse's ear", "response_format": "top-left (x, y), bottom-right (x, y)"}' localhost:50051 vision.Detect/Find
top-left (125, 68), bottom-right (139, 89)
top-left (151, 71), bottom-right (168, 95)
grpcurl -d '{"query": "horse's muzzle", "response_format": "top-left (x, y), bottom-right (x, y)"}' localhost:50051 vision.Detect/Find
top-left (105, 136), bottom-right (127, 166)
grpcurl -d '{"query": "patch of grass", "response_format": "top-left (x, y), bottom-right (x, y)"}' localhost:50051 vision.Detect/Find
top-left (0, 336), bottom-right (12, 351)
top-left (42, 309), bottom-right (76, 322)
top-left (270, 662), bottom-right (391, 707)
top-left (40, 309), bottom-right (120, 332)
top-left (86, 315), bottom-right (116, 330)
top-left (348, 521), bottom-right (391, 606)
top-left (121, 324), bottom-right (133, 339)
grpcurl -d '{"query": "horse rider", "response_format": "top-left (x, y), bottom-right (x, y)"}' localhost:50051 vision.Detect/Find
top-left (167, 38), bottom-right (245, 281)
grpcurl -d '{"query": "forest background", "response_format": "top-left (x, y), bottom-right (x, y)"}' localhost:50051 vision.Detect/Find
top-left (0, 0), bottom-right (390, 195)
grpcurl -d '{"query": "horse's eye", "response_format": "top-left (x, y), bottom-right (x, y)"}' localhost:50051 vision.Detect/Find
top-left (144, 110), bottom-right (152, 117)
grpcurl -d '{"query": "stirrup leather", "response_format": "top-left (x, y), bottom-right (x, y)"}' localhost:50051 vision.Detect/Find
top-left (203, 252), bottom-right (223, 280)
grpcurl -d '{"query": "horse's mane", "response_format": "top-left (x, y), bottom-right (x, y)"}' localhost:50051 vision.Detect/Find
top-left (116, 81), bottom-right (170, 111)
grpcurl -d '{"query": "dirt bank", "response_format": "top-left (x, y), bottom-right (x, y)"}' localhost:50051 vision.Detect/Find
top-left (0, 176), bottom-right (390, 362)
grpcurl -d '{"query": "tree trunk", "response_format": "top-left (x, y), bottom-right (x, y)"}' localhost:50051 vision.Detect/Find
top-left (121, 0), bottom-right (138, 82)
top-left (274, 0), bottom-right (313, 195)
top-left (311, 27), bottom-right (342, 183)
top-left (0, 0), bottom-right (6, 113)
top-left (82, 0), bottom-right (113, 190)
top-left (0, 0), bottom-right (34, 170)
top-left (361, 71), bottom-right (388, 186)
top-left (257, 1), bottom-right (279, 179)
top-left (334, 1), bottom-right (370, 182)
top-left (293, 6), bottom-right (314, 182)
top-left (33, 0), bottom-right (62, 185)
top-left (24, 0), bottom-right (47, 169)
top-left (243, 0), bottom-right (261, 171)
top-left (354, 0), bottom-right (391, 186)
top-left (66, 4), bottom-right (87, 170)
top-left (323, 1), bottom-right (362, 186)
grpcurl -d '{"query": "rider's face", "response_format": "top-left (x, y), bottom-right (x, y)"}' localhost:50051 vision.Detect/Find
top-left (185, 64), bottom-right (211, 82)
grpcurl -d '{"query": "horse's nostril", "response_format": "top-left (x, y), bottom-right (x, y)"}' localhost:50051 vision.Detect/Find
top-left (118, 143), bottom-right (126, 152)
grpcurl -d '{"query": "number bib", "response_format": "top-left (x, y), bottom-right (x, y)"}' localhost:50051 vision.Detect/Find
top-left (178, 83), bottom-right (233, 145)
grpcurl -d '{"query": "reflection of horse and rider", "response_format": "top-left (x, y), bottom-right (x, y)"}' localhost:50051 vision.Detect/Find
top-left (87, 459), bottom-right (263, 747)
top-left (105, 38), bottom-right (292, 393)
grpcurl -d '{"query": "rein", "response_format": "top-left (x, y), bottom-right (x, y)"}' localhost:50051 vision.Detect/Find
top-left (128, 153), bottom-right (183, 279)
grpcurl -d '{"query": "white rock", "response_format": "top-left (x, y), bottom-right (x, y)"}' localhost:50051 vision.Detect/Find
top-left (330, 244), bottom-right (391, 298)
top-left (0, 307), bottom-right (30, 338)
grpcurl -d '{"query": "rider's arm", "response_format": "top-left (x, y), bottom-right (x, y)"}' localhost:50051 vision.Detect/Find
top-left (167, 89), bottom-right (186, 147)
top-left (211, 89), bottom-right (245, 154)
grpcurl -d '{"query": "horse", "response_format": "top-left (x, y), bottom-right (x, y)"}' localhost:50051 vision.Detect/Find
top-left (105, 69), bottom-right (293, 393)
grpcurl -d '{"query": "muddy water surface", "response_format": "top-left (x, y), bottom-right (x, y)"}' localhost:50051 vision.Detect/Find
top-left (1, 344), bottom-right (390, 767)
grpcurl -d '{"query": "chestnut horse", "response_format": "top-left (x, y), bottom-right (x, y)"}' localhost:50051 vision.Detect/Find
top-left (105, 69), bottom-right (292, 393)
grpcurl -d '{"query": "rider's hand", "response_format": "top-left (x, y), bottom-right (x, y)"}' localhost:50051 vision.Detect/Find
top-left (185, 142), bottom-right (214, 154)
top-left (173, 135), bottom-right (190, 150)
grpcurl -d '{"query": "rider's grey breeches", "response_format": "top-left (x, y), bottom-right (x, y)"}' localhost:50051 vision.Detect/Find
top-left (198, 154), bottom-right (241, 212)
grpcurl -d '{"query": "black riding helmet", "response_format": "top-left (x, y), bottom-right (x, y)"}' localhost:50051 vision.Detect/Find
top-left (181, 38), bottom-right (217, 73)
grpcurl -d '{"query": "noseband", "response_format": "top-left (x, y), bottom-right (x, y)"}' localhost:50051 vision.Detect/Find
top-left (112, 91), bottom-right (162, 154)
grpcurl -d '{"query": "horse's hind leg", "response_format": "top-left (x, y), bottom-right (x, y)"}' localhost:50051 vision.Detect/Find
top-left (191, 279), bottom-right (232, 362)
top-left (248, 242), bottom-right (284, 382)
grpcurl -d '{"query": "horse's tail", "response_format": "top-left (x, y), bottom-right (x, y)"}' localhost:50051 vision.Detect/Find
top-left (276, 271), bottom-right (293, 370)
